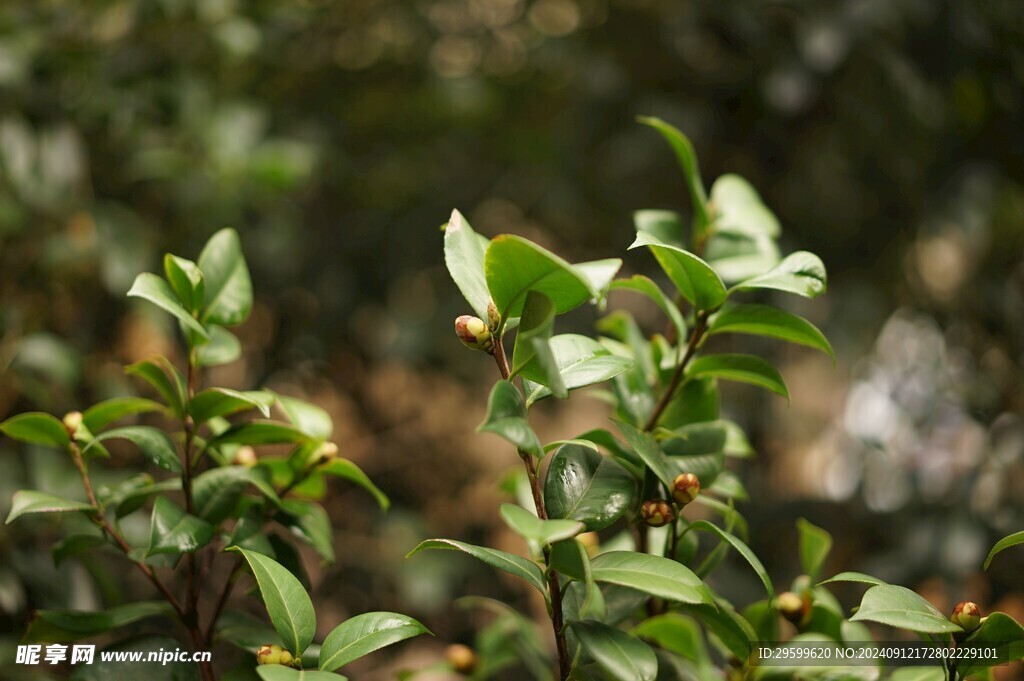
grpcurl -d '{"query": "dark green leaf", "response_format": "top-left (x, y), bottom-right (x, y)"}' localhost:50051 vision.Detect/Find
top-left (319, 611), bottom-right (430, 672)
top-left (126, 358), bottom-right (188, 416)
top-left (190, 388), bottom-right (274, 424)
top-left (511, 290), bottom-right (566, 398)
top-left (53, 533), bottom-right (107, 567)
top-left (543, 443), bottom-right (634, 531)
top-left (444, 209), bottom-right (492, 320)
top-left (477, 380), bottom-right (543, 458)
top-left (85, 426), bottom-right (182, 472)
top-left (198, 228), bottom-right (253, 326)
top-left (678, 600), bottom-right (757, 660)
top-left (82, 398), bottom-right (165, 433)
top-left (615, 421), bottom-right (679, 488)
top-left (499, 504), bottom-right (583, 546)
top-left (0, 412), bottom-right (70, 448)
top-left (27, 602), bottom-right (173, 644)
top-left (631, 613), bottom-right (707, 662)
top-left (192, 466), bottom-right (251, 524)
top-left (637, 117), bottom-right (710, 232)
top-left (227, 508), bottom-right (276, 557)
top-left (959, 612), bottom-right (1024, 676)
top-left (610, 275), bottom-right (686, 340)
top-left (147, 497), bottom-right (214, 555)
top-left (687, 354), bottom-right (788, 399)
top-left (732, 251), bottom-right (827, 298)
top-left (629, 232), bottom-right (726, 311)
top-left (658, 419), bottom-right (752, 458)
top-left (590, 551), bottom-right (713, 605)
top-left (207, 421), bottom-right (312, 448)
top-left (569, 620), bottom-right (657, 681)
top-left (280, 500), bottom-right (334, 563)
top-left (127, 272), bottom-right (210, 340)
top-left (230, 547), bottom-right (317, 656)
top-left (70, 635), bottom-right (201, 681)
top-left (797, 518), bottom-right (833, 582)
top-left (687, 520), bottom-right (773, 596)
top-left (709, 303), bottom-right (834, 359)
top-left (849, 585), bottom-right (962, 633)
top-left (984, 530), bottom-right (1024, 570)
top-left (320, 458), bottom-right (389, 510)
top-left (164, 254), bottom-right (205, 313)
top-left (406, 539), bottom-right (546, 593)
top-left (195, 326), bottom-right (243, 367)
top-left (6, 490), bottom-right (94, 523)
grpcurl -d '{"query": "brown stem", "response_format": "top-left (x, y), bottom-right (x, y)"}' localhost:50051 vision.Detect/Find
top-left (643, 311), bottom-right (708, 433)
top-left (490, 338), bottom-right (571, 680)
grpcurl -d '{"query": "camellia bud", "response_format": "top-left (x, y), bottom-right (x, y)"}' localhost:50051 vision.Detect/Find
top-left (445, 643), bottom-right (477, 675)
top-left (487, 300), bottom-right (501, 331)
top-left (671, 472), bottom-right (700, 506)
top-left (232, 445), bottom-right (258, 468)
top-left (775, 591), bottom-right (805, 624)
top-left (308, 441), bottom-right (339, 467)
top-left (63, 411), bottom-right (84, 435)
top-left (578, 531), bottom-right (600, 557)
top-left (454, 315), bottom-right (493, 352)
top-left (950, 601), bottom-right (982, 631)
top-left (257, 644), bottom-right (294, 666)
top-left (641, 499), bottom-right (674, 527)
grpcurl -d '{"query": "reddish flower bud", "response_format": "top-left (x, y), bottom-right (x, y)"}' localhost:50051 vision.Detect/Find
top-left (671, 473), bottom-right (700, 506)
top-left (641, 499), bottom-right (674, 527)
top-left (454, 315), bottom-right (493, 352)
top-left (445, 643), bottom-right (477, 675)
top-left (951, 601), bottom-right (982, 631)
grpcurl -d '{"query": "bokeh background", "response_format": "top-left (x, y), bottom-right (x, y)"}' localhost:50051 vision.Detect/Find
top-left (1, 0), bottom-right (1022, 679)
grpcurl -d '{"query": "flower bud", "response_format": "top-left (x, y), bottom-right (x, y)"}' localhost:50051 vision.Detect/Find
top-left (454, 315), bottom-right (493, 352)
top-left (445, 643), bottom-right (477, 674)
top-left (257, 644), bottom-right (294, 666)
top-left (63, 411), bottom-right (84, 435)
top-left (641, 499), bottom-right (674, 527)
top-left (487, 300), bottom-right (501, 331)
top-left (775, 591), bottom-right (805, 624)
top-left (951, 601), bottom-right (982, 631)
top-left (232, 445), bottom-right (258, 468)
top-left (308, 441), bottom-right (339, 467)
top-left (671, 473), bottom-right (700, 506)
top-left (578, 531), bottom-right (600, 557)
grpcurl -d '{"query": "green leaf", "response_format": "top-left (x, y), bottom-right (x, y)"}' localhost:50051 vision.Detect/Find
top-left (638, 116), bottom-right (710, 232)
top-left (575, 259), bottom-right (623, 302)
top-left (678, 600), bottom-right (756, 660)
top-left (53, 533), bottom-right (107, 567)
top-left (658, 419), bottom-right (752, 459)
top-left (26, 602), bottom-right (172, 644)
top-left (319, 611), bottom-right (430, 672)
top-left (959, 612), bottom-right (1024, 677)
top-left (984, 530), bottom-right (1024, 569)
top-left (477, 380), bottom-right (543, 458)
top-left (198, 228), bottom-right (253, 326)
top-left (231, 547), bottom-right (317, 656)
top-left (525, 334), bottom-right (635, 406)
top-left (0, 412), bottom-right (70, 448)
top-left (207, 421), bottom-right (312, 448)
top-left (192, 466), bottom-right (252, 524)
top-left (705, 231), bottom-right (781, 283)
top-left (406, 539), bottom-right (546, 594)
top-left (708, 303), bottom-right (834, 359)
top-left (573, 541), bottom-right (606, 621)
top-left (569, 620), bottom-right (657, 681)
top-left (190, 388), bottom-right (274, 424)
top-left (590, 551), bottom-right (714, 605)
top-left (631, 613), bottom-right (707, 662)
top-left (126, 358), bottom-right (188, 416)
top-left (147, 497), bottom-right (214, 556)
top-left (164, 254), bottom-right (205, 313)
top-left (543, 443), bottom-right (634, 531)
top-left (687, 354), bottom-right (789, 399)
top-left (195, 326), bottom-right (243, 367)
top-left (610, 275), bottom-right (686, 340)
top-left (6, 490), bottom-right (94, 523)
top-left (70, 635), bottom-right (204, 681)
top-left (82, 397), bottom-right (165, 433)
top-left (511, 291), bottom-right (567, 398)
top-left (280, 499), bottom-right (335, 563)
top-left (797, 518), bottom-right (833, 582)
top-left (818, 572), bottom-right (886, 587)
top-left (615, 421), bottom-right (679, 488)
top-left (320, 458), bottom-right (389, 510)
top-left (276, 394), bottom-right (333, 440)
top-left (629, 231), bottom-right (726, 311)
top-left (257, 667), bottom-right (346, 681)
top-left (499, 504), bottom-right (583, 546)
top-left (484, 234), bottom-right (594, 324)
top-left (84, 426), bottom-right (182, 472)
top-left (687, 520), bottom-right (773, 596)
top-left (127, 272), bottom-right (210, 340)
top-left (634, 209), bottom-right (685, 246)
top-left (101, 476), bottom-right (181, 518)
top-left (732, 250), bottom-right (827, 298)
top-left (849, 585), bottom-right (963, 634)
top-left (708, 174), bottom-right (780, 238)
top-left (444, 209), bottom-right (492, 320)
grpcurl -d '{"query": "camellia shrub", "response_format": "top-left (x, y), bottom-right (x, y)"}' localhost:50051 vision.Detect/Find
top-left (408, 118), bottom-right (1024, 681)
top-left (1, 230), bottom-right (428, 680)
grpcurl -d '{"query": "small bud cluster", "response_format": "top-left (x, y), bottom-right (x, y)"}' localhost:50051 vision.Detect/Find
top-left (454, 315), bottom-right (493, 353)
top-left (257, 644), bottom-right (295, 667)
top-left (950, 601), bottom-right (982, 631)
top-left (641, 499), bottom-right (674, 527)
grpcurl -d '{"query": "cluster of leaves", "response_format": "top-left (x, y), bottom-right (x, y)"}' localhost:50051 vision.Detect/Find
top-left (1, 230), bottom-right (427, 680)
top-left (417, 118), bottom-right (1024, 681)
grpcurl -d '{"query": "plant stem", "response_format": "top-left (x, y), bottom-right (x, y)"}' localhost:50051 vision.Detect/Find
top-left (643, 311), bottom-right (708, 433)
top-left (490, 338), bottom-right (571, 681)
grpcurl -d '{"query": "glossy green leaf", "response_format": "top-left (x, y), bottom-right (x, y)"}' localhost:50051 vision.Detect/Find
top-left (84, 426), bottom-right (182, 472)
top-left (590, 551), bottom-right (714, 605)
top-left (127, 272), bottom-right (209, 340)
top-left (190, 388), bottom-right (274, 424)
top-left (319, 611), bottom-right (430, 672)
top-left (320, 458), bottom-right (389, 510)
top-left (797, 518), bottom-right (833, 582)
top-left (276, 394), bottom-right (333, 440)
top-left (570, 620), bottom-right (657, 681)
top-left (658, 419), bottom-right (752, 458)
top-left (484, 234), bottom-right (594, 324)
top-left (198, 228), bottom-right (253, 326)
top-left (511, 290), bottom-right (566, 398)
top-left (444, 209), bottom-right (492, 321)
top-left (525, 334), bottom-right (633, 405)
top-left (687, 354), bottom-right (788, 399)
top-left (231, 547), bottom-right (316, 656)
top-left (499, 504), bottom-right (583, 546)
top-left (687, 520), bottom-right (773, 596)
top-left (849, 585), bottom-right (962, 633)
top-left (477, 380), bottom-right (543, 458)
top-left (207, 421), bottom-right (311, 448)
top-left (959, 611), bottom-right (1024, 677)
top-left (195, 326), bottom-right (243, 367)
top-left (257, 667), bottom-right (346, 681)
top-left (0, 412), bottom-right (70, 448)
top-left (634, 209), bottom-right (685, 246)
top-left (53, 533), bottom-right (107, 567)
top-left (630, 231), bottom-right (726, 311)
top-left (732, 250), bottom-right (827, 298)
top-left (406, 539), bottom-right (545, 593)
top-left (615, 421), bottom-right (679, 488)
top-left (192, 466), bottom-right (252, 524)
top-left (82, 398), bottom-right (164, 433)
top-left (638, 116), bottom-right (709, 231)
top-left (984, 530), bottom-right (1024, 569)
top-left (678, 600), bottom-right (757, 660)
top-left (164, 254), bottom-right (205, 313)
top-left (280, 499), bottom-right (335, 563)
top-left (708, 174), bottom-right (780, 238)
top-left (631, 613), bottom-right (707, 662)
top-left (6, 490), bottom-right (94, 523)
top-left (610, 275), bottom-right (686, 340)
top-left (147, 497), bottom-right (214, 556)
top-left (818, 572), bottom-right (886, 587)
top-left (103, 477), bottom-right (181, 518)
top-left (26, 602), bottom-right (172, 644)
top-left (126, 358), bottom-right (188, 416)
top-left (543, 443), bottom-right (634, 531)
top-left (709, 303), bottom-right (834, 359)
